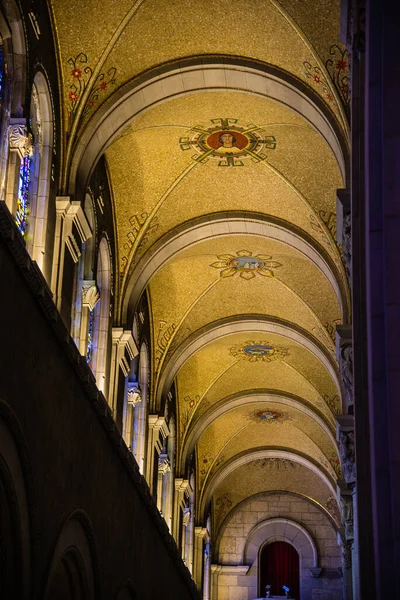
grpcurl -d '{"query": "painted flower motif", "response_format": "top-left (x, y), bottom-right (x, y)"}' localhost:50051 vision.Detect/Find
top-left (71, 67), bottom-right (82, 79)
top-left (336, 59), bottom-right (348, 70)
top-left (229, 340), bottom-right (289, 362)
top-left (99, 80), bottom-right (108, 91)
top-left (313, 74), bottom-right (321, 83)
top-left (327, 92), bottom-right (334, 102)
top-left (68, 90), bottom-right (79, 102)
top-left (210, 250), bottom-right (282, 280)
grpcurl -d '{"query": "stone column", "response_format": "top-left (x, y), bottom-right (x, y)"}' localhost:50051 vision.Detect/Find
top-left (108, 329), bottom-right (138, 418)
top-left (172, 478), bottom-right (191, 544)
top-left (157, 452), bottom-right (171, 515)
top-left (337, 414), bottom-right (357, 600)
top-left (79, 281), bottom-right (100, 356)
top-left (146, 415), bottom-right (169, 493)
top-left (210, 565), bottom-right (222, 600)
top-left (194, 527), bottom-right (209, 592)
top-left (123, 381), bottom-right (141, 448)
top-left (50, 198), bottom-right (91, 309)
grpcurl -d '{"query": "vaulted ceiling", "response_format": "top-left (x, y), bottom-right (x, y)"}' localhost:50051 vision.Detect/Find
top-left (50, 0), bottom-right (349, 535)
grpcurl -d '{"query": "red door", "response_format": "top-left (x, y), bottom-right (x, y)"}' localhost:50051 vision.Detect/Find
top-left (259, 541), bottom-right (300, 599)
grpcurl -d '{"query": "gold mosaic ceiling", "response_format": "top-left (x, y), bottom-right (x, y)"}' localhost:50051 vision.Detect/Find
top-left (51, 0), bottom-right (349, 529)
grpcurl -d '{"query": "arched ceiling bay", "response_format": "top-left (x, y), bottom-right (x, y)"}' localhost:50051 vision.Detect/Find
top-left (212, 460), bottom-right (341, 537)
top-left (50, 0), bottom-right (349, 154)
top-left (104, 91), bottom-right (345, 290)
top-left (50, 0), bottom-right (349, 536)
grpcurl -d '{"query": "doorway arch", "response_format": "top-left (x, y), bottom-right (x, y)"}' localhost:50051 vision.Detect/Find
top-left (259, 541), bottom-right (299, 599)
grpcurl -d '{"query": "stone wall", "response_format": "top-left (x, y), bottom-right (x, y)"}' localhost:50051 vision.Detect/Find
top-left (213, 492), bottom-right (342, 600)
top-left (0, 203), bottom-right (198, 599)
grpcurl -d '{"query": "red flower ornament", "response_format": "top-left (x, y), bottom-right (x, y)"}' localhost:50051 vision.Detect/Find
top-left (68, 90), bottom-right (79, 102)
top-left (99, 80), bottom-right (108, 91)
top-left (336, 60), bottom-right (347, 71)
top-left (71, 67), bottom-right (82, 79)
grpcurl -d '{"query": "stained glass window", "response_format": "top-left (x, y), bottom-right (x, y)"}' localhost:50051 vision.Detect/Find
top-left (86, 309), bottom-right (94, 364)
top-left (0, 44), bottom-right (3, 109)
top-left (15, 154), bottom-right (32, 235)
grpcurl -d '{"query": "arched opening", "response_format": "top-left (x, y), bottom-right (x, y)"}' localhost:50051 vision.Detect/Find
top-left (259, 541), bottom-right (299, 599)
top-left (28, 72), bottom-right (54, 282)
top-left (44, 511), bottom-right (99, 600)
top-left (132, 342), bottom-right (148, 474)
top-left (92, 236), bottom-right (111, 395)
top-left (46, 550), bottom-right (88, 600)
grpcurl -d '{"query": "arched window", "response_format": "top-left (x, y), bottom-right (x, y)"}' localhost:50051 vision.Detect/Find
top-left (164, 415), bottom-right (175, 531)
top-left (0, 1), bottom-right (28, 209)
top-left (131, 342), bottom-right (148, 473)
top-left (27, 73), bottom-right (54, 282)
top-left (72, 194), bottom-right (96, 355)
top-left (203, 515), bottom-right (211, 600)
top-left (182, 471), bottom-right (195, 574)
top-left (91, 236), bottom-right (111, 395)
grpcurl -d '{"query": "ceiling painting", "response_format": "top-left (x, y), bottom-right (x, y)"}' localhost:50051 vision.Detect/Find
top-left (179, 118), bottom-right (277, 168)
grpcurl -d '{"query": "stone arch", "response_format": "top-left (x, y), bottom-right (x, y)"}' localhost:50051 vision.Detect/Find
top-left (132, 341), bottom-right (149, 473)
top-left (115, 579), bottom-right (137, 600)
top-left (69, 58), bottom-right (348, 198)
top-left (92, 235), bottom-right (112, 395)
top-left (158, 316), bottom-right (340, 410)
top-left (200, 449), bottom-right (336, 521)
top-left (122, 211), bottom-right (349, 326)
top-left (44, 509), bottom-right (100, 600)
top-left (29, 70), bottom-right (54, 282)
top-left (180, 389), bottom-right (337, 470)
top-left (0, 0), bottom-right (27, 117)
top-left (244, 518), bottom-right (318, 569)
top-left (246, 518), bottom-right (317, 599)
top-left (0, 400), bottom-right (37, 599)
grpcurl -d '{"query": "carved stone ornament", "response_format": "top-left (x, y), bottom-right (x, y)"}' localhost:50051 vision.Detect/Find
top-left (158, 453), bottom-right (171, 475)
top-left (340, 495), bottom-right (354, 541)
top-left (339, 430), bottom-right (356, 484)
top-left (82, 284), bottom-right (100, 311)
top-left (341, 537), bottom-right (352, 571)
top-left (342, 212), bottom-right (351, 280)
top-left (339, 343), bottom-right (353, 410)
top-left (126, 382), bottom-right (141, 407)
top-left (9, 125), bottom-right (34, 157)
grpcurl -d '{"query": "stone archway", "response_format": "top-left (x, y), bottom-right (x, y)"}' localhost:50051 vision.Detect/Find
top-left (244, 518), bottom-right (317, 599)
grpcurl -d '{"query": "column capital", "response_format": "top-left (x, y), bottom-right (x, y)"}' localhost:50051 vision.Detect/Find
top-left (195, 526), bottom-right (210, 543)
top-left (174, 477), bottom-right (193, 506)
top-left (126, 381), bottom-right (141, 407)
top-left (9, 120), bottom-right (34, 159)
top-left (148, 414), bottom-right (170, 438)
top-left (158, 452), bottom-right (171, 475)
top-left (111, 328), bottom-right (138, 375)
top-left (82, 280), bottom-right (100, 311)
